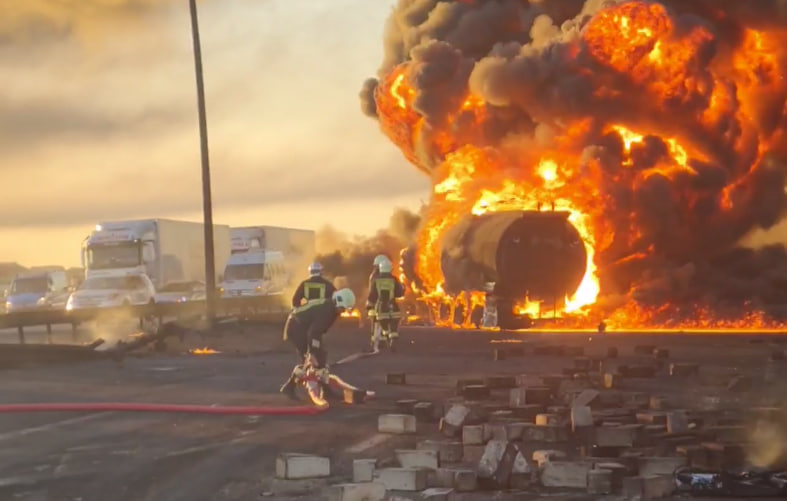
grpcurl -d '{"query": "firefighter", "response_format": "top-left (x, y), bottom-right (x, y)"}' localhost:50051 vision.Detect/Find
top-left (291, 262), bottom-right (336, 307)
top-left (279, 288), bottom-right (356, 399)
top-left (366, 259), bottom-right (404, 349)
top-left (367, 254), bottom-right (391, 343)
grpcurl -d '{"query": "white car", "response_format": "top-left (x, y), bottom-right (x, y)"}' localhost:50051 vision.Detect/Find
top-left (66, 273), bottom-right (156, 311)
top-left (154, 280), bottom-right (206, 304)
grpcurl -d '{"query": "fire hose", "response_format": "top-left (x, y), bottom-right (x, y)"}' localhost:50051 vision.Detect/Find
top-left (0, 402), bottom-right (328, 416)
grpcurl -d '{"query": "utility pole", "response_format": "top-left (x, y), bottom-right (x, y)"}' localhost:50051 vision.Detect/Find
top-left (189, 0), bottom-right (217, 326)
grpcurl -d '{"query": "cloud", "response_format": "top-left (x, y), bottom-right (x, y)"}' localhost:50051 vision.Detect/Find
top-left (0, 0), bottom-right (426, 231)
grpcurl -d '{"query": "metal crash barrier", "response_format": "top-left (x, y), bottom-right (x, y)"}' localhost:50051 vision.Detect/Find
top-left (0, 295), bottom-right (297, 344)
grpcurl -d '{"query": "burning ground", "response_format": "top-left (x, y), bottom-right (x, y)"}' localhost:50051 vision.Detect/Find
top-left (358, 0), bottom-right (787, 328)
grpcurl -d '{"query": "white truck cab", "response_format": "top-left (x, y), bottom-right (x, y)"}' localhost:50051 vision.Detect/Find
top-left (219, 250), bottom-right (288, 298)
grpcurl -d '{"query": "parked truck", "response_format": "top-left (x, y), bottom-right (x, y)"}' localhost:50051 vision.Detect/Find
top-left (81, 219), bottom-right (231, 289)
top-left (222, 226), bottom-right (316, 297)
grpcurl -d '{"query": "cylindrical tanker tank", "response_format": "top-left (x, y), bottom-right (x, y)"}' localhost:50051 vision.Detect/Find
top-left (439, 210), bottom-right (587, 303)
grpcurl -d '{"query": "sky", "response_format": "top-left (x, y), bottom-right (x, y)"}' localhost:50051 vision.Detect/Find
top-left (0, 0), bottom-right (428, 268)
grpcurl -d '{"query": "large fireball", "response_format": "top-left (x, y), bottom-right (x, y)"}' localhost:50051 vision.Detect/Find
top-left (360, 0), bottom-right (787, 329)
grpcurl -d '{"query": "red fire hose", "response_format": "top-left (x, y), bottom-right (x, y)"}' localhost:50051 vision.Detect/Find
top-left (0, 402), bottom-right (328, 415)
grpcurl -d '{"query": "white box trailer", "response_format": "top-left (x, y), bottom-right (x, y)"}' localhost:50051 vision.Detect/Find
top-left (229, 225), bottom-right (316, 288)
top-left (82, 218), bottom-right (231, 289)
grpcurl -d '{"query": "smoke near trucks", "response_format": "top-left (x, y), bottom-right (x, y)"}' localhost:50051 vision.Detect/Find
top-left (316, 207), bottom-right (422, 301)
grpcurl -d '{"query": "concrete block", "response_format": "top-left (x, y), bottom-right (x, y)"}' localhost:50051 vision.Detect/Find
top-left (535, 413), bottom-right (560, 426)
top-left (396, 449), bottom-right (439, 469)
top-left (396, 399), bottom-right (419, 414)
top-left (462, 425), bottom-right (485, 445)
top-left (587, 469), bottom-right (612, 494)
top-left (417, 440), bottom-right (463, 463)
top-left (532, 449), bottom-right (567, 467)
top-left (463, 444), bottom-right (485, 463)
top-left (666, 411), bottom-right (689, 434)
top-left (378, 414), bottom-right (416, 434)
top-left (509, 386), bottom-right (552, 407)
top-left (489, 409), bottom-right (513, 421)
top-left (413, 402), bottom-right (438, 423)
top-left (637, 412), bottom-right (667, 425)
top-left (456, 378), bottom-right (484, 392)
top-left (510, 471), bottom-right (532, 489)
top-left (477, 440), bottom-right (532, 490)
top-left (509, 404), bottom-right (544, 420)
top-left (386, 373), bottom-right (407, 385)
top-left (574, 357), bottom-right (591, 371)
top-left (596, 462), bottom-right (627, 491)
top-left (705, 425), bottom-right (746, 442)
top-left (594, 424), bottom-right (640, 447)
top-left (440, 404), bottom-right (482, 437)
top-left (353, 459), bottom-right (377, 483)
top-left (573, 389), bottom-right (600, 408)
top-left (623, 474), bottom-right (675, 498)
top-left (618, 365), bottom-right (657, 378)
top-left (571, 405), bottom-right (594, 431)
top-left (702, 442), bottom-right (746, 470)
top-left (431, 468), bottom-right (477, 492)
top-left (375, 468), bottom-right (427, 492)
top-left (485, 376), bottom-right (516, 389)
top-left (461, 384), bottom-right (490, 400)
top-left (637, 456), bottom-right (687, 476)
top-left (623, 392), bottom-right (651, 410)
top-left (669, 363), bottom-right (699, 377)
top-left (275, 453), bottom-right (330, 479)
top-left (421, 488), bottom-right (453, 500)
top-left (540, 374), bottom-right (569, 389)
top-left (540, 460), bottom-right (592, 489)
top-left (649, 396), bottom-right (669, 410)
top-left (522, 423), bottom-right (568, 443)
top-left (325, 482), bottom-right (386, 501)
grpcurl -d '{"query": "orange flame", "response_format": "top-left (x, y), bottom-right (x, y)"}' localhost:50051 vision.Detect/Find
top-left (190, 347), bottom-right (220, 355)
top-left (374, 1), bottom-right (787, 330)
top-left (341, 309), bottom-right (361, 318)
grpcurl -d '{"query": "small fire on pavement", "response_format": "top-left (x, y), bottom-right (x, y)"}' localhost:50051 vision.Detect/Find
top-left (189, 347), bottom-right (220, 355)
top-left (341, 309), bottom-right (361, 318)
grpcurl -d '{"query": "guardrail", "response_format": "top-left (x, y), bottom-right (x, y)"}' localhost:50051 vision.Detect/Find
top-left (0, 296), bottom-right (295, 343)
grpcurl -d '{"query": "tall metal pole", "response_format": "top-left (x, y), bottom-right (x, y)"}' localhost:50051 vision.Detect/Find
top-left (189, 0), bottom-right (217, 326)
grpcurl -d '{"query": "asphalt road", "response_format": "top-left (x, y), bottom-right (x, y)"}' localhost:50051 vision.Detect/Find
top-left (0, 324), bottom-right (784, 501)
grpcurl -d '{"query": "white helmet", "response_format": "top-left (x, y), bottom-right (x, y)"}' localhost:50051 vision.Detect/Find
top-left (373, 254), bottom-right (391, 267)
top-left (332, 288), bottom-right (356, 310)
top-left (378, 260), bottom-right (393, 274)
top-left (308, 262), bottom-right (323, 276)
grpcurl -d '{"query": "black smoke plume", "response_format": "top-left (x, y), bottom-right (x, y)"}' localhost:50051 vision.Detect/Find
top-left (359, 0), bottom-right (787, 323)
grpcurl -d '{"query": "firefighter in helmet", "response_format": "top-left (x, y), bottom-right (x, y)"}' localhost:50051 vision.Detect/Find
top-left (291, 261), bottom-right (336, 308)
top-left (367, 254), bottom-right (391, 347)
top-left (366, 259), bottom-right (404, 350)
top-left (280, 288), bottom-right (356, 398)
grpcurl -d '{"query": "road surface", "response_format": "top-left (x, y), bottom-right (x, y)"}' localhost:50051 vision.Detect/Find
top-left (0, 324), bottom-right (783, 500)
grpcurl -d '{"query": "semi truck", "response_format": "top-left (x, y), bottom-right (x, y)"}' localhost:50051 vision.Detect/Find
top-left (222, 226), bottom-right (316, 297)
top-left (81, 219), bottom-right (231, 290)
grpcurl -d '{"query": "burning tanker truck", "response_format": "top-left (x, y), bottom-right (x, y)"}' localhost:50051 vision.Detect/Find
top-left (363, 0), bottom-right (787, 329)
top-left (401, 209), bottom-right (587, 329)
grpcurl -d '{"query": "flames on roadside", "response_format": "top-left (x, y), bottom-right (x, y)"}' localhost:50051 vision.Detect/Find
top-left (189, 347), bottom-right (220, 355)
top-left (361, 0), bottom-right (787, 329)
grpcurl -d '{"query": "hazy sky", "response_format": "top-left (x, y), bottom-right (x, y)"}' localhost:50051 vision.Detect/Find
top-left (0, 0), bottom-right (427, 267)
